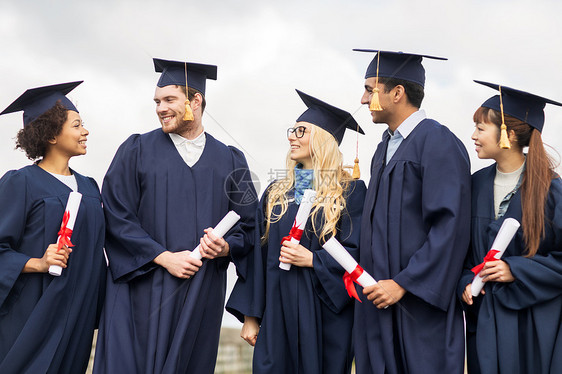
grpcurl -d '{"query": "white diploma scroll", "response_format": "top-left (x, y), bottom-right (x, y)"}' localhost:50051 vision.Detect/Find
top-left (279, 189), bottom-right (317, 271)
top-left (49, 191), bottom-right (82, 276)
top-left (190, 211), bottom-right (241, 260)
top-left (322, 237), bottom-right (377, 287)
top-left (471, 217), bottom-right (521, 297)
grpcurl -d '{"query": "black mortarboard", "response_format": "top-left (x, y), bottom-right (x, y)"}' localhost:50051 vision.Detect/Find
top-left (0, 81), bottom-right (82, 126)
top-left (475, 80), bottom-right (562, 133)
top-left (353, 49), bottom-right (447, 87)
top-left (153, 58), bottom-right (217, 95)
top-left (295, 89), bottom-right (364, 145)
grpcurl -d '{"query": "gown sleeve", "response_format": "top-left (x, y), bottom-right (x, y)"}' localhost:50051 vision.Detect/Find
top-left (393, 127), bottom-right (472, 311)
top-left (102, 135), bottom-right (167, 282)
top-left (311, 180), bottom-right (367, 313)
top-left (0, 171), bottom-right (33, 307)
top-left (493, 179), bottom-right (562, 310)
top-left (89, 176), bottom-right (108, 328)
top-left (226, 188), bottom-right (268, 323)
top-left (225, 146), bottom-right (258, 280)
top-left (457, 247), bottom-right (478, 302)
top-left (457, 167), bottom-right (493, 304)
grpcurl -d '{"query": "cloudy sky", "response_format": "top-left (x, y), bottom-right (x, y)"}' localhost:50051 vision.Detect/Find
top-left (1, 0), bottom-right (561, 327)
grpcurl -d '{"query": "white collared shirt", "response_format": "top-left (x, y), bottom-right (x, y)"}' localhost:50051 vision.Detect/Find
top-left (169, 131), bottom-right (206, 167)
top-left (386, 109), bottom-right (426, 164)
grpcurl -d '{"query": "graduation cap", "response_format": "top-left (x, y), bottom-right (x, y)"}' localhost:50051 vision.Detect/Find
top-left (153, 58), bottom-right (217, 121)
top-left (0, 81), bottom-right (83, 127)
top-left (295, 89), bottom-right (365, 178)
top-left (153, 58), bottom-right (217, 94)
top-left (476, 80), bottom-right (562, 132)
top-left (475, 80), bottom-right (562, 148)
top-left (353, 49), bottom-right (447, 111)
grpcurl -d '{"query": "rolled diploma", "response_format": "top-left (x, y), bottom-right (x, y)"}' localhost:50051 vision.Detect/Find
top-left (190, 211), bottom-right (241, 260)
top-left (279, 189), bottom-right (317, 271)
top-left (322, 237), bottom-right (377, 287)
top-left (49, 191), bottom-right (82, 276)
top-left (471, 217), bottom-right (521, 297)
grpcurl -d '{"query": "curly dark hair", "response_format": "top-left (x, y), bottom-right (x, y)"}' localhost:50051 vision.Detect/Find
top-left (15, 101), bottom-right (68, 160)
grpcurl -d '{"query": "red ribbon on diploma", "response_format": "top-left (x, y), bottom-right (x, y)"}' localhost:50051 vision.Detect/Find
top-left (471, 249), bottom-right (500, 275)
top-left (57, 211), bottom-right (74, 251)
top-left (343, 264), bottom-right (364, 302)
top-left (281, 219), bottom-right (304, 245)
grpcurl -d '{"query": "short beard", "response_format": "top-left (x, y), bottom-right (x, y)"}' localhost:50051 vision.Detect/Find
top-left (171, 117), bottom-right (194, 135)
top-left (159, 110), bottom-right (185, 131)
top-left (164, 116), bottom-right (201, 138)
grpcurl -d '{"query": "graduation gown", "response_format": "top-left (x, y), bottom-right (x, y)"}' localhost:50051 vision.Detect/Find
top-left (226, 179), bottom-right (366, 374)
top-left (355, 119), bottom-right (471, 374)
top-left (457, 165), bottom-right (562, 374)
top-left (0, 164), bottom-right (106, 374)
top-left (93, 130), bottom-right (256, 374)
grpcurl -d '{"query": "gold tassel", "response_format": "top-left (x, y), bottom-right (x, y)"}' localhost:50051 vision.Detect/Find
top-left (498, 85), bottom-right (510, 149)
top-left (352, 157), bottom-right (361, 179)
top-left (499, 123), bottom-right (511, 149)
top-left (182, 62), bottom-right (194, 121)
top-left (369, 51), bottom-right (383, 111)
top-left (183, 99), bottom-right (194, 121)
top-left (369, 88), bottom-right (383, 111)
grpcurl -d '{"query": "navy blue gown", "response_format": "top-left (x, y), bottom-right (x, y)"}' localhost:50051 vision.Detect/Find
top-left (93, 130), bottom-right (257, 374)
top-left (227, 179), bottom-right (366, 374)
top-left (457, 165), bottom-right (562, 374)
top-left (0, 164), bottom-right (106, 374)
top-left (355, 119), bottom-right (471, 374)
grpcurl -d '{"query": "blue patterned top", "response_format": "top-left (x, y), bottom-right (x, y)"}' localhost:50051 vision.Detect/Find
top-left (294, 164), bottom-right (314, 204)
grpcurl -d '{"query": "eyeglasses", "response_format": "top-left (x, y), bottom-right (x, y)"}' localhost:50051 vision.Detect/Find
top-left (287, 126), bottom-right (307, 139)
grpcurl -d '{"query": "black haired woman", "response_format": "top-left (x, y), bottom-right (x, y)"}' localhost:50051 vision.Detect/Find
top-left (0, 82), bottom-right (106, 374)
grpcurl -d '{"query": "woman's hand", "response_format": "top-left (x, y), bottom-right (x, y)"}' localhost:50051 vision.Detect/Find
top-left (241, 316), bottom-right (260, 346)
top-left (23, 243), bottom-right (72, 273)
top-left (462, 283), bottom-right (483, 305)
top-left (480, 260), bottom-right (515, 283)
top-left (279, 241), bottom-right (313, 268)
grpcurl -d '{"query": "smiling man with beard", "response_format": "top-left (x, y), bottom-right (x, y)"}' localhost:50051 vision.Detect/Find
top-left (93, 58), bottom-right (257, 374)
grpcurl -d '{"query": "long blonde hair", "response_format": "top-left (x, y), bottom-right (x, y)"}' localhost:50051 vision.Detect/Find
top-left (264, 124), bottom-right (352, 243)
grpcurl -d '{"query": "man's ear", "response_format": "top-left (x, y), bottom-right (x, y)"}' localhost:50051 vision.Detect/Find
top-left (191, 92), bottom-right (203, 110)
top-left (392, 85), bottom-right (406, 103)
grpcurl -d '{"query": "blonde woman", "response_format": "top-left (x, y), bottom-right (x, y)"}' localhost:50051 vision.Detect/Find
top-left (227, 90), bottom-right (366, 374)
